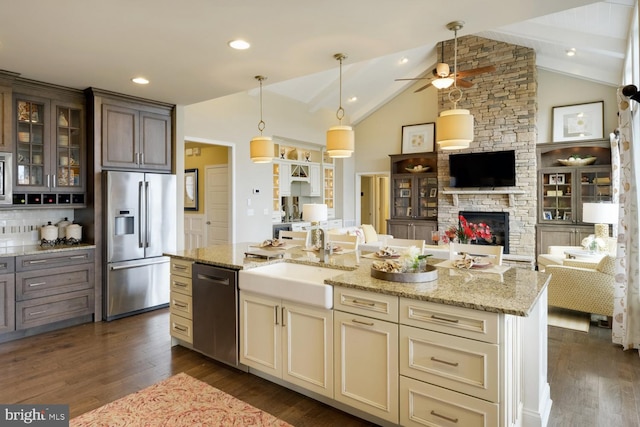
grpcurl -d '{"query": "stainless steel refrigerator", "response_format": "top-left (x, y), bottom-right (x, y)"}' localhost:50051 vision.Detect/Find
top-left (104, 170), bottom-right (176, 320)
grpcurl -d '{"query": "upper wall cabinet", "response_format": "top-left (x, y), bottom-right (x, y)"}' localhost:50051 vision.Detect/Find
top-left (88, 89), bottom-right (173, 172)
top-left (11, 80), bottom-right (87, 207)
top-left (0, 71), bottom-right (19, 153)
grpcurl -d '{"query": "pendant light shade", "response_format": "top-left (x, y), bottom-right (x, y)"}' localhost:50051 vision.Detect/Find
top-left (436, 109), bottom-right (474, 150)
top-left (250, 75), bottom-right (274, 164)
top-left (436, 21), bottom-right (474, 150)
top-left (327, 125), bottom-right (354, 158)
top-left (327, 53), bottom-right (354, 158)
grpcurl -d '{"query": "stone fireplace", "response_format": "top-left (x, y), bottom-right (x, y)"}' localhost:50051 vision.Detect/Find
top-left (459, 211), bottom-right (510, 254)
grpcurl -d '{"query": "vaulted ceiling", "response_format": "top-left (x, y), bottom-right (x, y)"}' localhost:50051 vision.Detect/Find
top-left (0, 1), bottom-right (634, 124)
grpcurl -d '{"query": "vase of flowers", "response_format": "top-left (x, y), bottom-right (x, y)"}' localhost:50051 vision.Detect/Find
top-left (443, 215), bottom-right (493, 244)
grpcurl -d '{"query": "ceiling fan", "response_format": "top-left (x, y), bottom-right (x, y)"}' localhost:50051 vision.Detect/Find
top-left (396, 21), bottom-right (496, 93)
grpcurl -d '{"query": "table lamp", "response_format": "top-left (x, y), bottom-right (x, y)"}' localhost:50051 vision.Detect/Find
top-left (303, 203), bottom-right (328, 246)
top-left (582, 202), bottom-right (618, 239)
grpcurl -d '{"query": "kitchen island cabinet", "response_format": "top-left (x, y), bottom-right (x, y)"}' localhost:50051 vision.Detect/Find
top-left (166, 244), bottom-right (552, 427)
top-left (240, 291), bottom-right (334, 398)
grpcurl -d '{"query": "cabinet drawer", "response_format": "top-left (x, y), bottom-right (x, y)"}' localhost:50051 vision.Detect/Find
top-left (334, 286), bottom-right (398, 322)
top-left (400, 298), bottom-right (499, 344)
top-left (400, 376), bottom-right (498, 427)
top-left (170, 274), bottom-right (192, 296)
top-left (170, 313), bottom-right (193, 344)
top-left (16, 263), bottom-right (94, 301)
top-left (400, 325), bottom-right (499, 402)
top-left (16, 289), bottom-right (94, 330)
top-left (0, 257), bottom-right (15, 274)
top-left (170, 292), bottom-right (192, 320)
top-left (16, 249), bottom-right (94, 272)
top-left (170, 258), bottom-right (192, 278)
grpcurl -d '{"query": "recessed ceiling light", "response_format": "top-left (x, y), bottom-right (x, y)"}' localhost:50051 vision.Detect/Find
top-left (229, 39), bottom-right (250, 50)
top-left (348, 96), bottom-right (358, 102)
top-left (566, 48), bottom-right (576, 57)
top-left (399, 57), bottom-right (409, 64)
top-left (132, 77), bottom-right (149, 85)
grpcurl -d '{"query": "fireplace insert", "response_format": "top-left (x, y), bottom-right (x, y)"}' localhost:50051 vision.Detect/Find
top-left (459, 211), bottom-right (509, 254)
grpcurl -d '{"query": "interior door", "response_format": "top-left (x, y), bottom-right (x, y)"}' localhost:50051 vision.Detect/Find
top-left (206, 164), bottom-right (229, 245)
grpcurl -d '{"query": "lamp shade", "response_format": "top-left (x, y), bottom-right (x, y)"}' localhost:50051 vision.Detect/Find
top-left (326, 125), bottom-right (354, 158)
top-left (303, 203), bottom-right (328, 222)
top-left (582, 202), bottom-right (618, 224)
top-left (250, 136), bottom-right (274, 163)
top-left (436, 109), bottom-right (474, 150)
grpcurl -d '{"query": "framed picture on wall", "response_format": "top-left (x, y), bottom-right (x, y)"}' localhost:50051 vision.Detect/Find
top-left (401, 122), bottom-right (435, 154)
top-left (552, 101), bottom-right (604, 142)
top-left (184, 168), bottom-right (198, 211)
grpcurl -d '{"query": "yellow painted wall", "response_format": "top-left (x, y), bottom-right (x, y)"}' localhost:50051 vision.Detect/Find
top-left (184, 142), bottom-right (228, 214)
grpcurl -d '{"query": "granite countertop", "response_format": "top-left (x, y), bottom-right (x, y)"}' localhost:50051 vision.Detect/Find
top-left (0, 243), bottom-right (96, 257)
top-left (165, 243), bottom-right (550, 317)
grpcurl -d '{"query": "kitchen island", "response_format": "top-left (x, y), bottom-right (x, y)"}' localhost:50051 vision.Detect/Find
top-left (166, 243), bottom-right (552, 427)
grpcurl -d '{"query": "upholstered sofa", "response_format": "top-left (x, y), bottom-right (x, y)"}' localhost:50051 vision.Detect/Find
top-left (327, 224), bottom-right (393, 252)
top-left (537, 237), bottom-right (616, 272)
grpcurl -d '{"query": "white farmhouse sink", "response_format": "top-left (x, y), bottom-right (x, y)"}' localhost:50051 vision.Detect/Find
top-left (238, 263), bottom-right (346, 309)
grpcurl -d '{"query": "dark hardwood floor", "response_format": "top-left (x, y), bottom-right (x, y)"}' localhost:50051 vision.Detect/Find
top-left (0, 308), bottom-right (638, 426)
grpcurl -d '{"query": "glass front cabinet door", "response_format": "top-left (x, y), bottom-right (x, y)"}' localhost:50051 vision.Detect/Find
top-left (16, 98), bottom-right (47, 189)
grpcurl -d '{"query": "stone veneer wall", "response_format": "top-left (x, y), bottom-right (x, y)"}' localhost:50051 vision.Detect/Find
top-left (437, 35), bottom-right (537, 257)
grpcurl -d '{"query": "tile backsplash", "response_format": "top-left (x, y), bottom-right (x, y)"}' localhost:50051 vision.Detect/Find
top-left (0, 209), bottom-right (75, 247)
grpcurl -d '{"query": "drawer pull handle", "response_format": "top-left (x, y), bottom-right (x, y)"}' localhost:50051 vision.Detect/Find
top-left (352, 299), bottom-right (375, 307)
top-left (28, 260), bottom-right (48, 264)
top-left (431, 356), bottom-right (459, 367)
top-left (0, 263), bottom-right (6, 268)
top-left (431, 410), bottom-right (459, 423)
top-left (173, 282), bottom-right (188, 287)
top-left (29, 310), bottom-right (48, 316)
top-left (352, 319), bottom-right (374, 327)
top-left (173, 265), bottom-right (188, 270)
top-left (431, 314), bottom-right (460, 323)
top-left (173, 325), bottom-right (188, 332)
top-left (69, 255), bottom-right (88, 260)
top-left (29, 282), bottom-right (47, 287)
top-left (173, 302), bottom-right (188, 308)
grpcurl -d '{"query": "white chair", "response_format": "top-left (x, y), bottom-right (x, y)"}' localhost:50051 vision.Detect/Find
top-left (327, 233), bottom-right (359, 251)
top-left (385, 238), bottom-right (425, 253)
top-left (449, 242), bottom-right (504, 265)
top-left (279, 230), bottom-right (309, 246)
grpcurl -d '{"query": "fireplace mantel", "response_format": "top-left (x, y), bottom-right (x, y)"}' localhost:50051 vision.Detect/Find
top-left (441, 187), bottom-right (526, 207)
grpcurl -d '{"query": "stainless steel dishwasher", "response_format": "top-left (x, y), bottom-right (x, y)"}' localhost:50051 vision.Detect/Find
top-left (192, 263), bottom-right (246, 371)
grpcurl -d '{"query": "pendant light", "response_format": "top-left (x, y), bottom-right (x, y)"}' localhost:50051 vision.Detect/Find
top-left (250, 75), bottom-right (274, 163)
top-left (326, 53), bottom-right (354, 158)
top-left (436, 21), bottom-right (474, 150)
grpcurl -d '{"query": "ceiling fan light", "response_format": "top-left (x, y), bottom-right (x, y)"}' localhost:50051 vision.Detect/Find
top-left (326, 125), bottom-right (354, 158)
top-left (432, 77), bottom-right (454, 89)
top-left (435, 63), bottom-right (450, 77)
top-left (436, 109), bottom-right (474, 150)
top-left (250, 136), bottom-right (274, 163)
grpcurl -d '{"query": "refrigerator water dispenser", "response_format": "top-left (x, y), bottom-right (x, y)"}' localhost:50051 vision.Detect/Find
top-left (114, 211), bottom-right (135, 235)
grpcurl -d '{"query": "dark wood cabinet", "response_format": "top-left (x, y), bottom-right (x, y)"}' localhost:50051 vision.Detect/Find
top-left (95, 91), bottom-right (172, 171)
top-left (11, 80), bottom-right (86, 207)
top-left (536, 140), bottom-right (612, 257)
top-left (388, 153), bottom-right (438, 241)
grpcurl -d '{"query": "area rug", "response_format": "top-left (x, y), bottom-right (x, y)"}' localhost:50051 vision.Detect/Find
top-left (70, 372), bottom-right (293, 427)
top-left (547, 307), bottom-right (590, 333)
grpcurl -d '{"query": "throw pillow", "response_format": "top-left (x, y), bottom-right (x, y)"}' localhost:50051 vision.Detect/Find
top-left (361, 224), bottom-right (378, 243)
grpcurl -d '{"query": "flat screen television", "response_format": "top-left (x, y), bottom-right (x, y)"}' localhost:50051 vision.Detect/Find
top-left (449, 150), bottom-right (516, 188)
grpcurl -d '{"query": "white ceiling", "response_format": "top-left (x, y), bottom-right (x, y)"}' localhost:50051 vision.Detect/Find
top-left (0, 0), bottom-right (634, 123)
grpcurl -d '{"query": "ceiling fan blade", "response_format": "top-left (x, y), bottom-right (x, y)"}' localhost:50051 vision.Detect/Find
top-left (414, 82), bottom-right (433, 93)
top-left (456, 79), bottom-right (474, 88)
top-left (456, 65), bottom-right (496, 78)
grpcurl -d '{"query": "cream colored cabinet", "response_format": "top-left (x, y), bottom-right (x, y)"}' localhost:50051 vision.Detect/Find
top-left (240, 291), bottom-right (334, 398)
top-left (309, 164), bottom-right (321, 197)
top-left (333, 287), bottom-right (399, 424)
top-left (399, 298), bottom-right (520, 427)
top-left (169, 258), bottom-right (193, 344)
top-left (278, 161), bottom-right (291, 197)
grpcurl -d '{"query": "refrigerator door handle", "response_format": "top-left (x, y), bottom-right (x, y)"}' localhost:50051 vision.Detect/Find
top-left (138, 181), bottom-right (144, 248)
top-left (145, 181), bottom-right (150, 248)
